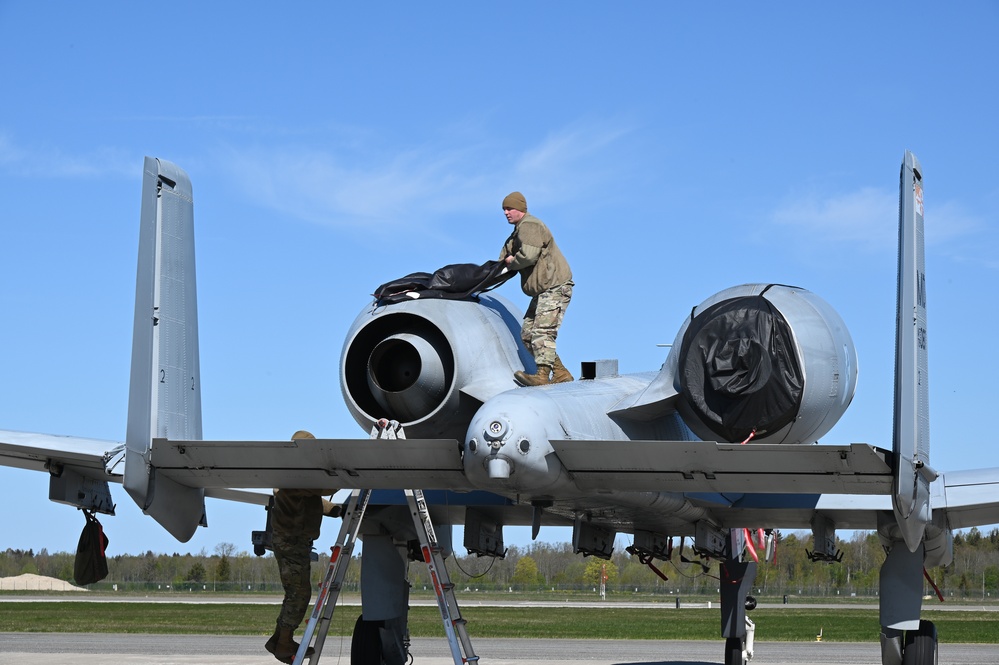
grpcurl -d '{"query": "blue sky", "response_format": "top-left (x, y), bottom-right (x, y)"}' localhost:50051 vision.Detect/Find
top-left (1, 3), bottom-right (998, 557)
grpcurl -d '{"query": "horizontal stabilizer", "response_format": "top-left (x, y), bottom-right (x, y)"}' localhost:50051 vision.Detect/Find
top-left (203, 487), bottom-right (272, 507)
top-left (937, 468), bottom-right (999, 529)
top-left (551, 440), bottom-right (892, 494)
top-left (0, 430), bottom-right (121, 515)
top-left (152, 437), bottom-right (472, 491)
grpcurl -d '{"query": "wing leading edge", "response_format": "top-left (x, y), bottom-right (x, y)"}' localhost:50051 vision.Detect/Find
top-left (152, 437), bottom-right (472, 491)
top-left (551, 439), bottom-right (893, 494)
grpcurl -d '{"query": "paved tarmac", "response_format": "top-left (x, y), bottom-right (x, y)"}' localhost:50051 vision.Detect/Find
top-left (5, 594), bottom-right (999, 612)
top-left (0, 634), bottom-right (996, 665)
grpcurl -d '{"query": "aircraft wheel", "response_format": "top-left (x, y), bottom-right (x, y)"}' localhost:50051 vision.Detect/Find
top-left (351, 614), bottom-right (383, 665)
top-left (724, 636), bottom-right (745, 665)
top-left (901, 620), bottom-right (938, 665)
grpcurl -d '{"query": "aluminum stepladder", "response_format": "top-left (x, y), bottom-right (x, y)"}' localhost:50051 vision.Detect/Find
top-left (404, 485), bottom-right (479, 665)
top-left (293, 419), bottom-right (479, 665)
top-left (292, 485), bottom-right (371, 665)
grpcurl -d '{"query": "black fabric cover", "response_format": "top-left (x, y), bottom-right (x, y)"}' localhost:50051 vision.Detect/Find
top-left (678, 293), bottom-right (803, 442)
top-left (374, 260), bottom-right (514, 305)
top-left (74, 510), bottom-right (110, 586)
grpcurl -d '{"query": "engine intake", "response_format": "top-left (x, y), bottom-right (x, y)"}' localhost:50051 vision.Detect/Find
top-left (672, 284), bottom-right (857, 445)
top-left (343, 313), bottom-right (455, 432)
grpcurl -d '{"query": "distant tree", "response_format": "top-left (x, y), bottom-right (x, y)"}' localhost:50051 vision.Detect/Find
top-left (56, 560), bottom-right (74, 582)
top-left (553, 560), bottom-right (586, 588)
top-left (215, 543), bottom-right (235, 582)
top-left (216, 556), bottom-right (231, 583)
top-left (582, 558), bottom-right (618, 588)
top-left (186, 562), bottom-right (207, 583)
top-left (984, 565), bottom-right (999, 593)
top-left (141, 552), bottom-right (160, 582)
top-left (511, 555), bottom-right (542, 587)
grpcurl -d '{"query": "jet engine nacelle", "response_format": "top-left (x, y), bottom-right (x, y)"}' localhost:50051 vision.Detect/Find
top-left (340, 294), bottom-right (529, 440)
top-left (669, 283), bottom-right (857, 445)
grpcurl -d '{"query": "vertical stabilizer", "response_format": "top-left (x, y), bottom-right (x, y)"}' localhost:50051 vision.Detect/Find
top-left (891, 151), bottom-right (933, 552)
top-left (123, 157), bottom-right (206, 542)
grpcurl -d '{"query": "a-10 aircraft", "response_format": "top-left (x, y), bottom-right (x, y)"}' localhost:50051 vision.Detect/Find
top-left (3, 152), bottom-right (998, 665)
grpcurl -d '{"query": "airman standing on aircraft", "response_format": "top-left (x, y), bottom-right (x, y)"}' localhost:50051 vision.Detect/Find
top-left (498, 191), bottom-right (574, 386)
top-left (265, 430), bottom-right (341, 664)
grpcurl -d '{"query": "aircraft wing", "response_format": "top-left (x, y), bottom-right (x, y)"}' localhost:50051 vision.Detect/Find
top-left (151, 437), bottom-right (475, 491)
top-left (550, 440), bottom-right (893, 494)
top-left (0, 429), bottom-right (123, 477)
top-left (0, 429), bottom-right (273, 509)
top-left (936, 468), bottom-right (999, 529)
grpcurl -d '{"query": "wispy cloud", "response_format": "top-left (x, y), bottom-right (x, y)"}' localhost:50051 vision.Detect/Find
top-left (771, 187), bottom-right (898, 251)
top-left (770, 187), bottom-right (983, 252)
top-left (0, 135), bottom-right (135, 179)
top-left (219, 118), bottom-right (637, 231)
top-left (509, 122), bottom-right (635, 203)
top-left (218, 145), bottom-right (480, 231)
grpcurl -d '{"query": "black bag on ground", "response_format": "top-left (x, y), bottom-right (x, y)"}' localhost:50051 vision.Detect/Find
top-left (74, 510), bottom-right (110, 585)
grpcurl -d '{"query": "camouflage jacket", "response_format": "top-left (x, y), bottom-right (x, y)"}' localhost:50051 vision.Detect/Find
top-left (499, 213), bottom-right (572, 297)
top-left (271, 489), bottom-right (335, 541)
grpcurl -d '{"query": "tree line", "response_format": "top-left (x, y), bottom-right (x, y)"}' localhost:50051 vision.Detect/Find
top-left (3, 528), bottom-right (999, 600)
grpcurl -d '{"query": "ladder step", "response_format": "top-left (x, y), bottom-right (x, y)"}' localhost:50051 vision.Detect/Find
top-left (292, 488), bottom-right (371, 665)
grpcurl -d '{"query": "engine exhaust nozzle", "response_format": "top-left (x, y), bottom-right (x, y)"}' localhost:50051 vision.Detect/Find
top-left (367, 333), bottom-right (448, 422)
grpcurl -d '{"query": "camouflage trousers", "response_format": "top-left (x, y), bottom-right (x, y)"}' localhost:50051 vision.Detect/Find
top-left (273, 532), bottom-right (314, 630)
top-left (521, 280), bottom-right (573, 367)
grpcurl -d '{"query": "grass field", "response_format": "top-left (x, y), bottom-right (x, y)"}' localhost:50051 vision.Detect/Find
top-left (1, 602), bottom-right (998, 643)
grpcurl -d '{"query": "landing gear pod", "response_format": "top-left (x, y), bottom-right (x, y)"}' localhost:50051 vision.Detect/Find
top-left (674, 284), bottom-right (857, 445)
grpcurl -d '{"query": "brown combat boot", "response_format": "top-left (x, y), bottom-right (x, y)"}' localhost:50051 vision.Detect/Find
top-left (551, 356), bottom-right (574, 384)
top-left (264, 625), bottom-right (281, 656)
top-left (514, 364), bottom-right (552, 387)
top-left (266, 624), bottom-right (313, 664)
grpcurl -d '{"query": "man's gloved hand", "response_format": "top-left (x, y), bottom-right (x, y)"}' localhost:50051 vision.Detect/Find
top-left (322, 499), bottom-right (342, 518)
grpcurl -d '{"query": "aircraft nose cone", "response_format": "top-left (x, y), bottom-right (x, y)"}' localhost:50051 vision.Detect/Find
top-left (464, 397), bottom-right (565, 493)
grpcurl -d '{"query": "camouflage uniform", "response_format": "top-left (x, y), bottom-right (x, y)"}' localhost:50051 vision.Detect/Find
top-left (271, 488), bottom-right (326, 630)
top-left (520, 281), bottom-right (573, 366)
top-left (499, 212), bottom-right (573, 367)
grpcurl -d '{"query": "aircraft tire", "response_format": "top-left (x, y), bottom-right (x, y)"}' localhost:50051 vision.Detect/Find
top-left (901, 620), bottom-right (938, 665)
top-left (723, 636), bottom-right (745, 665)
top-left (350, 614), bottom-right (383, 665)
